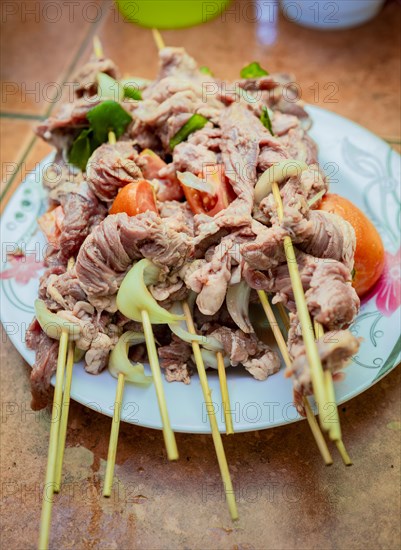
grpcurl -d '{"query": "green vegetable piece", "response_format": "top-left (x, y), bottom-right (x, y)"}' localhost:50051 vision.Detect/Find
top-left (169, 114), bottom-right (208, 150)
top-left (351, 268), bottom-right (356, 280)
top-left (69, 128), bottom-right (94, 171)
top-left (123, 84), bottom-right (142, 101)
top-left (199, 66), bottom-right (213, 76)
top-left (240, 61), bottom-right (269, 79)
top-left (68, 100), bottom-right (132, 170)
top-left (260, 106), bottom-right (274, 135)
top-left (87, 100), bottom-right (132, 144)
top-left (109, 331), bottom-right (152, 386)
top-left (117, 259), bottom-right (184, 324)
top-left (97, 73), bottom-right (124, 102)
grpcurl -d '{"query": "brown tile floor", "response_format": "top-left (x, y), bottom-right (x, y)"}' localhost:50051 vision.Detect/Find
top-left (1, 1), bottom-right (400, 548)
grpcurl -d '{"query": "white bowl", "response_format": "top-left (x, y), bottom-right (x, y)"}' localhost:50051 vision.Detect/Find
top-left (280, 0), bottom-right (386, 30)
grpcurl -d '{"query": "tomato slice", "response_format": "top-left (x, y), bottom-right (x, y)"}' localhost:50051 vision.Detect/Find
top-left (181, 164), bottom-right (235, 216)
top-left (139, 149), bottom-right (183, 201)
top-left (109, 180), bottom-right (158, 217)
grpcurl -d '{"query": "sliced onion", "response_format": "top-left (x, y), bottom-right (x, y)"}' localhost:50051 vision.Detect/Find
top-left (116, 259), bottom-right (184, 324)
top-left (254, 159), bottom-right (308, 203)
top-left (97, 73), bottom-right (125, 102)
top-left (226, 281), bottom-right (253, 333)
top-left (176, 171), bottom-right (215, 195)
top-left (109, 331), bottom-right (152, 385)
top-left (35, 299), bottom-right (81, 340)
top-left (168, 302), bottom-right (224, 352)
top-left (194, 349), bottom-right (230, 370)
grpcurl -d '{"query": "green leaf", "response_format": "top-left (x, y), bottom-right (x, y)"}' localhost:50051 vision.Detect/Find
top-left (260, 106), bottom-right (274, 135)
top-left (240, 61), bottom-right (269, 79)
top-left (123, 84), bottom-right (142, 101)
top-left (169, 114), bottom-right (209, 150)
top-left (87, 100), bottom-right (132, 144)
top-left (199, 66), bottom-right (213, 76)
top-left (69, 129), bottom-right (95, 171)
top-left (351, 268), bottom-right (356, 280)
top-left (68, 100), bottom-right (132, 170)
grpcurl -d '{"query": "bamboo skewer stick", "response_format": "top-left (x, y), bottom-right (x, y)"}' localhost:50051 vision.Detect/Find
top-left (103, 127), bottom-right (129, 494)
top-left (182, 302), bottom-right (238, 520)
top-left (216, 351), bottom-right (234, 435)
top-left (152, 28), bottom-right (166, 51)
top-left (271, 181), bottom-right (330, 431)
top-left (38, 329), bottom-right (69, 550)
top-left (277, 302), bottom-right (290, 332)
top-left (54, 341), bottom-right (75, 492)
top-left (314, 321), bottom-right (352, 466)
top-left (142, 309), bottom-right (179, 460)
top-left (104, 372), bottom-right (125, 496)
top-left (258, 291), bottom-right (332, 465)
top-left (93, 35), bottom-right (104, 59)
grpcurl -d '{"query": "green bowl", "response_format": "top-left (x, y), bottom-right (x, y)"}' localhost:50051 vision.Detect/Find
top-left (115, 0), bottom-right (232, 29)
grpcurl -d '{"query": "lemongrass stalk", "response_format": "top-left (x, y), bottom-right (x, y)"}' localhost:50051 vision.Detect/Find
top-left (54, 342), bottom-right (75, 492)
top-left (141, 309), bottom-right (178, 461)
top-left (257, 290), bottom-right (292, 370)
top-left (277, 303), bottom-right (290, 332)
top-left (303, 397), bottom-right (333, 466)
top-left (152, 28), bottom-right (165, 51)
top-left (38, 330), bottom-right (68, 550)
top-left (335, 440), bottom-right (353, 466)
top-left (216, 351), bottom-right (234, 435)
top-left (103, 373), bottom-right (125, 496)
top-left (108, 130), bottom-right (116, 145)
top-left (258, 291), bottom-right (332, 464)
top-left (93, 36), bottom-right (104, 59)
top-left (272, 181), bottom-right (329, 431)
top-left (182, 302), bottom-right (238, 521)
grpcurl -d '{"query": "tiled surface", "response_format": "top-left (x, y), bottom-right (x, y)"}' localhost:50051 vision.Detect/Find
top-left (0, 0), bottom-right (109, 115)
top-left (1, 1), bottom-right (400, 548)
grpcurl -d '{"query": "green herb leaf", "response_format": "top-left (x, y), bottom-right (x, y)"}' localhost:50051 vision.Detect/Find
top-left (69, 129), bottom-right (95, 171)
top-left (240, 61), bottom-right (269, 79)
top-left (260, 106), bottom-right (274, 135)
top-left (87, 100), bottom-right (132, 144)
top-left (69, 100), bottom-right (132, 170)
top-left (123, 84), bottom-right (142, 101)
top-left (351, 268), bottom-right (356, 280)
top-left (169, 114), bottom-right (209, 150)
top-left (200, 66), bottom-right (213, 76)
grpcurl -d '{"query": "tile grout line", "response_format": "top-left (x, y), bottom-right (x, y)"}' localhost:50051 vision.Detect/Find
top-left (0, 112), bottom-right (46, 121)
top-left (0, 10), bottom-right (109, 209)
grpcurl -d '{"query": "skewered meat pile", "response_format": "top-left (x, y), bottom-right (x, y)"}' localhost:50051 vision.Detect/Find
top-left (27, 46), bottom-right (361, 411)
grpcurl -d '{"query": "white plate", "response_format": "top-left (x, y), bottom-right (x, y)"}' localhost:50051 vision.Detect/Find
top-left (1, 105), bottom-right (400, 433)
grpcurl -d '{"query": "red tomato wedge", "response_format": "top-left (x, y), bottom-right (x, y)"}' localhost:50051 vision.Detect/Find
top-left (139, 149), bottom-right (183, 201)
top-left (319, 193), bottom-right (385, 297)
top-left (109, 180), bottom-right (158, 217)
top-left (181, 164), bottom-right (235, 216)
top-left (38, 205), bottom-right (64, 248)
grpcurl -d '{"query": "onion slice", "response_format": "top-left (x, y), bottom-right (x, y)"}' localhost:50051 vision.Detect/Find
top-left (176, 171), bottom-right (215, 195)
top-left (194, 349), bottom-right (230, 370)
top-left (168, 302), bottom-right (224, 352)
top-left (226, 281), bottom-right (253, 333)
top-left (117, 259), bottom-right (184, 324)
top-left (34, 299), bottom-right (81, 340)
top-left (254, 159), bottom-right (308, 203)
top-left (108, 331), bottom-right (152, 385)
